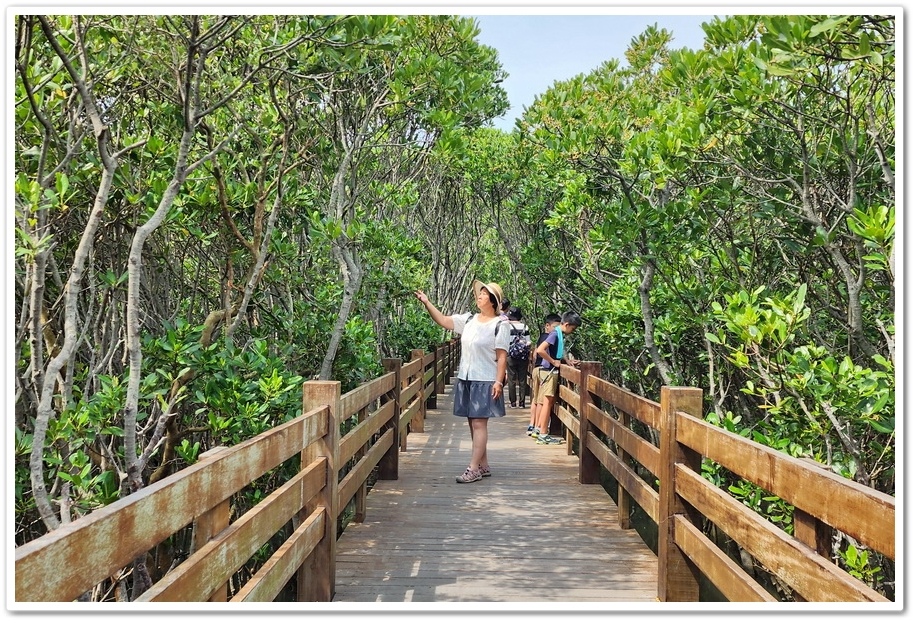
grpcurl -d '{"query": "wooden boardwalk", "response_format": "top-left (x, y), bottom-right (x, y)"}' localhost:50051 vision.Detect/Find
top-left (333, 381), bottom-right (658, 603)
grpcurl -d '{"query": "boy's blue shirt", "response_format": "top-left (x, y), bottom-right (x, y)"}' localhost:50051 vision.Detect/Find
top-left (539, 330), bottom-right (562, 371)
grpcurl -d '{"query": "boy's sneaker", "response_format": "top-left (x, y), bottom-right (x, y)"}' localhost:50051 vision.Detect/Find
top-left (528, 427), bottom-right (541, 437)
top-left (456, 467), bottom-right (482, 483)
top-left (536, 434), bottom-right (565, 445)
top-left (525, 425), bottom-right (534, 435)
top-left (510, 402), bottom-right (517, 408)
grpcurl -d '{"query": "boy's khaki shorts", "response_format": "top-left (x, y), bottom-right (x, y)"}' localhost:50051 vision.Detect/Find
top-left (530, 366), bottom-right (542, 403)
top-left (535, 368), bottom-right (559, 403)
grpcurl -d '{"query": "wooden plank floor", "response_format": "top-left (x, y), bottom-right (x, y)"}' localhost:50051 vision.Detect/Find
top-left (333, 381), bottom-right (658, 603)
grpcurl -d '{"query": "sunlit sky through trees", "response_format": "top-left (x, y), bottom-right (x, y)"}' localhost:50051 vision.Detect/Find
top-left (470, 11), bottom-right (714, 131)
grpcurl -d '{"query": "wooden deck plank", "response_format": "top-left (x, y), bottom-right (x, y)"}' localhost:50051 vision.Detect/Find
top-left (332, 382), bottom-right (659, 603)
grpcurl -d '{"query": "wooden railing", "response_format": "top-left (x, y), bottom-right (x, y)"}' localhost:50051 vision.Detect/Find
top-left (14, 340), bottom-right (460, 603)
top-left (15, 343), bottom-right (894, 604)
top-left (554, 361), bottom-right (895, 603)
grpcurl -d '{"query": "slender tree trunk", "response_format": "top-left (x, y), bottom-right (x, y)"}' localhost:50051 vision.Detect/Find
top-left (28, 16), bottom-right (132, 531)
top-left (123, 22), bottom-right (235, 495)
top-left (225, 190), bottom-right (284, 345)
top-left (368, 259), bottom-right (391, 355)
top-left (637, 257), bottom-right (674, 385)
top-left (316, 105), bottom-right (372, 380)
top-left (320, 243), bottom-right (364, 380)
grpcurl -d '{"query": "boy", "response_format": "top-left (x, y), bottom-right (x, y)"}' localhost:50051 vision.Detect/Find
top-left (527, 313), bottom-right (561, 434)
top-left (531, 311), bottom-right (582, 444)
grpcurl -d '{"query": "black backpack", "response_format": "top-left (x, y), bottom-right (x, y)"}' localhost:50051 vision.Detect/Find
top-left (508, 323), bottom-right (531, 360)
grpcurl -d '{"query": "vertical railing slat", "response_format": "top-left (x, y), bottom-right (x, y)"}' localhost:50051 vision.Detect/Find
top-left (577, 362), bottom-right (602, 485)
top-left (657, 386), bottom-right (703, 602)
top-left (410, 349), bottom-right (426, 433)
top-left (298, 381), bottom-right (340, 601)
top-left (192, 446), bottom-right (230, 602)
top-left (378, 358), bottom-right (401, 480)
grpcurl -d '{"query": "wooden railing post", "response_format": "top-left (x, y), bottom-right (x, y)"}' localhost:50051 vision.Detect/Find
top-left (354, 402), bottom-right (370, 524)
top-left (399, 358), bottom-right (411, 451)
top-left (191, 446), bottom-right (230, 602)
top-left (427, 346), bottom-right (439, 410)
top-left (657, 385), bottom-right (703, 602)
top-left (793, 458), bottom-right (833, 555)
top-left (792, 458), bottom-right (833, 601)
top-left (435, 345), bottom-right (446, 396)
top-left (454, 337), bottom-right (460, 371)
top-left (411, 349), bottom-right (427, 432)
top-left (378, 358), bottom-right (401, 480)
top-left (615, 402), bottom-right (633, 530)
top-left (577, 362), bottom-right (602, 485)
top-left (446, 338), bottom-right (461, 383)
top-left (298, 381), bottom-right (340, 602)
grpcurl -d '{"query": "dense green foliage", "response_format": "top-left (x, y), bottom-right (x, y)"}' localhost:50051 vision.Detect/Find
top-left (498, 15), bottom-right (896, 597)
top-left (14, 13), bottom-right (894, 600)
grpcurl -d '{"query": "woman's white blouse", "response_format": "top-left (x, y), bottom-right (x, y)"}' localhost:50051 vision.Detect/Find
top-left (451, 313), bottom-right (511, 382)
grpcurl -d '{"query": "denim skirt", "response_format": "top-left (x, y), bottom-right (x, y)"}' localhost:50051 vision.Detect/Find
top-left (453, 379), bottom-right (506, 418)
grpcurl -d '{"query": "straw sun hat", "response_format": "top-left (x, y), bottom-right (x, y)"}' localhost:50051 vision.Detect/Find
top-left (472, 280), bottom-right (504, 311)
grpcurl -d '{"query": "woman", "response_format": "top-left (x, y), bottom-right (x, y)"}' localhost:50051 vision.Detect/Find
top-left (414, 280), bottom-right (510, 483)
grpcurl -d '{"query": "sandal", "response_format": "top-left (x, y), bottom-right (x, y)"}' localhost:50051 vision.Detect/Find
top-left (479, 465), bottom-right (492, 477)
top-left (456, 467), bottom-right (482, 483)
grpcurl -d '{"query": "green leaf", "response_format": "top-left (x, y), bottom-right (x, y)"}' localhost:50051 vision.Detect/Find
top-left (793, 283), bottom-right (807, 315)
top-left (868, 419), bottom-right (894, 434)
top-left (809, 16), bottom-right (847, 36)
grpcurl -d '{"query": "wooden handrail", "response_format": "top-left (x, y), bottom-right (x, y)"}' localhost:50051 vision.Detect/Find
top-left (553, 363), bottom-right (895, 603)
top-left (14, 338), bottom-right (460, 603)
top-left (14, 338), bottom-right (893, 604)
top-left (15, 403), bottom-right (331, 602)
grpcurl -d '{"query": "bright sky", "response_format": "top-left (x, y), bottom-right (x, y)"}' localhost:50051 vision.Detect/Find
top-left (470, 12), bottom-right (716, 131)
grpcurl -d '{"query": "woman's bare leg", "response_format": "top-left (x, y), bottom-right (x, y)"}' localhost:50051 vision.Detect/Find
top-left (468, 417), bottom-right (489, 470)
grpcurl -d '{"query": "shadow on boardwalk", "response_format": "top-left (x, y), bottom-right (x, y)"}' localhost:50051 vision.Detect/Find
top-left (333, 381), bottom-right (659, 604)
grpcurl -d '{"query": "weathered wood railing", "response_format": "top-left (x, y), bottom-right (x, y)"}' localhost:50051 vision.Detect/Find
top-left (554, 361), bottom-right (895, 603)
top-left (14, 339), bottom-right (460, 603)
top-left (15, 343), bottom-right (894, 604)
